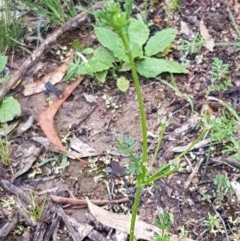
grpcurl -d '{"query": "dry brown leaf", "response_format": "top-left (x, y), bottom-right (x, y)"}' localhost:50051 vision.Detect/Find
top-left (23, 53), bottom-right (73, 96)
top-left (231, 181), bottom-right (240, 202)
top-left (87, 199), bottom-right (195, 241)
top-left (180, 21), bottom-right (192, 37)
top-left (38, 78), bottom-right (84, 153)
top-left (199, 21), bottom-right (215, 51)
top-left (69, 135), bottom-right (97, 157)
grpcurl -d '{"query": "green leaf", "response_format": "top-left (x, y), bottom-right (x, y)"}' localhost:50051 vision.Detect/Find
top-left (130, 42), bottom-right (143, 59)
top-left (88, 47), bottom-right (115, 73)
top-left (119, 62), bottom-right (131, 72)
top-left (145, 28), bottom-right (178, 57)
top-left (77, 63), bottom-right (88, 76)
top-left (117, 76), bottom-right (129, 92)
top-left (144, 164), bottom-right (178, 185)
top-left (0, 96), bottom-right (21, 123)
top-left (128, 18), bottom-right (149, 59)
top-left (94, 27), bottom-right (128, 62)
top-left (96, 70), bottom-right (108, 83)
top-left (0, 56), bottom-right (8, 73)
top-left (82, 47), bottom-right (94, 55)
top-left (72, 39), bottom-right (81, 51)
top-left (136, 57), bottom-right (187, 78)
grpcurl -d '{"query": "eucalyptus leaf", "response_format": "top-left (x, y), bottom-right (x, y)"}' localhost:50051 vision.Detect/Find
top-left (117, 76), bottom-right (129, 92)
top-left (145, 28), bottom-right (178, 57)
top-left (0, 96), bottom-right (21, 123)
top-left (136, 57), bottom-right (187, 78)
top-left (94, 27), bottom-right (128, 62)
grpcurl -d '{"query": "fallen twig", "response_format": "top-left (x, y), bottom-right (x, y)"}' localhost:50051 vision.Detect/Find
top-left (0, 179), bottom-right (32, 205)
top-left (50, 194), bottom-right (129, 207)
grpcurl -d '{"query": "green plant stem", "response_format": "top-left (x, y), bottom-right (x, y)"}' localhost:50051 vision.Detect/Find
top-left (150, 123), bottom-right (166, 167)
top-left (118, 30), bottom-right (148, 241)
top-left (173, 128), bottom-right (208, 161)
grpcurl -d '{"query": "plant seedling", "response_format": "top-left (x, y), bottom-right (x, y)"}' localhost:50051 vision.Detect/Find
top-left (210, 57), bottom-right (232, 91)
top-left (213, 174), bottom-right (233, 203)
top-left (72, 1), bottom-right (206, 240)
top-left (204, 212), bottom-right (221, 236)
top-left (18, 191), bottom-right (47, 222)
top-left (154, 211), bottom-right (174, 241)
top-left (179, 33), bottom-right (205, 60)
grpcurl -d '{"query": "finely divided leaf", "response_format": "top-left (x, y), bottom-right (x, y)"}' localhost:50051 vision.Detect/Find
top-left (94, 27), bottom-right (128, 62)
top-left (136, 57), bottom-right (187, 78)
top-left (0, 96), bottom-right (21, 123)
top-left (145, 28), bottom-right (178, 57)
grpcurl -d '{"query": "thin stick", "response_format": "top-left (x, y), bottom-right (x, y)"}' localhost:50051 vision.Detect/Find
top-left (50, 194), bottom-right (129, 207)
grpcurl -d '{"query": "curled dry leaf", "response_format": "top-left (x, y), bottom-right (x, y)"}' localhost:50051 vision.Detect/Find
top-left (38, 78), bottom-right (84, 153)
top-left (87, 199), bottom-right (195, 241)
top-left (199, 21), bottom-right (215, 51)
top-left (69, 135), bottom-right (97, 157)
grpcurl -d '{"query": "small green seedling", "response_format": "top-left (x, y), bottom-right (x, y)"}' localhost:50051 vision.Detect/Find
top-left (204, 104), bottom-right (240, 161)
top-left (19, 191), bottom-right (47, 222)
top-left (211, 57), bottom-right (232, 91)
top-left (37, 153), bottom-right (69, 172)
top-left (179, 33), bottom-right (205, 60)
top-left (213, 174), bottom-right (233, 203)
top-left (204, 212), bottom-right (221, 236)
top-left (209, 114), bottom-right (235, 143)
top-left (154, 211), bottom-right (174, 241)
